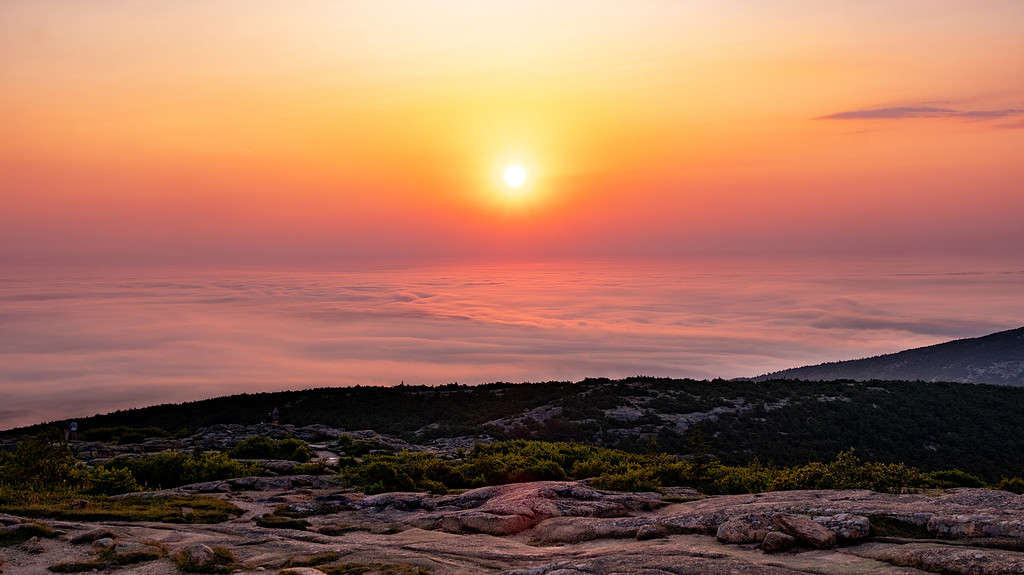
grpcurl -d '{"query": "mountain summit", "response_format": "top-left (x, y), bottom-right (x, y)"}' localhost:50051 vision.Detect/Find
top-left (755, 326), bottom-right (1024, 386)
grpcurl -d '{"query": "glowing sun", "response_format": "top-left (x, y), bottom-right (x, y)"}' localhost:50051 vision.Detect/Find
top-left (503, 164), bottom-right (527, 189)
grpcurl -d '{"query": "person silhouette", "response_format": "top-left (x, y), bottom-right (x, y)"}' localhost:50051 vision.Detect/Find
top-left (271, 407), bottom-right (280, 425)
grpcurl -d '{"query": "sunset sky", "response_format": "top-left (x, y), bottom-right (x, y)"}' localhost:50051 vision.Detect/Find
top-left (3, 0), bottom-right (1023, 264)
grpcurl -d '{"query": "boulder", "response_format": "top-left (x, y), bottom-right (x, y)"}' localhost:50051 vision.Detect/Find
top-left (717, 514), bottom-right (773, 544)
top-left (760, 531), bottom-right (797, 553)
top-left (91, 537), bottom-right (116, 550)
top-left (773, 514), bottom-right (836, 548)
top-left (174, 543), bottom-right (217, 569)
top-left (279, 568), bottom-right (327, 575)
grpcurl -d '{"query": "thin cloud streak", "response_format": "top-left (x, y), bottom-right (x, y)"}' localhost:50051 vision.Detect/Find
top-left (820, 106), bottom-right (1024, 120)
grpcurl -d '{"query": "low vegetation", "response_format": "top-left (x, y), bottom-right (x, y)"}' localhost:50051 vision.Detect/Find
top-left (339, 440), bottom-right (993, 495)
top-left (0, 521), bottom-right (55, 546)
top-left (103, 451), bottom-right (260, 489)
top-left (255, 511), bottom-right (310, 530)
top-left (283, 552), bottom-right (346, 567)
top-left (229, 435), bottom-right (314, 462)
top-left (0, 489), bottom-right (243, 523)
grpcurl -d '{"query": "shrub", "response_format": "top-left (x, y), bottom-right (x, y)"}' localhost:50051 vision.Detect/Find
top-left (104, 452), bottom-right (259, 489)
top-left (291, 461), bottom-right (330, 475)
top-left (0, 430), bottom-right (83, 489)
top-left (229, 436), bottom-right (313, 462)
top-left (337, 435), bottom-right (393, 456)
top-left (84, 466), bottom-right (139, 495)
top-left (923, 469), bottom-right (986, 489)
top-left (591, 469), bottom-right (661, 492)
top-left (337, 441), bottom-right (983, 496)
top-left (998, 477), bottom-right (1024, 494)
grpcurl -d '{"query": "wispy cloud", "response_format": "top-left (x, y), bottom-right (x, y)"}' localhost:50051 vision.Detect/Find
top-left (820, 105), bottom-right (1024, 120)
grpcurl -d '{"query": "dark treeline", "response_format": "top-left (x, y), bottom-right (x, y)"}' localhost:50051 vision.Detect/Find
top-left (5, 378), bottom-right (1024, 481)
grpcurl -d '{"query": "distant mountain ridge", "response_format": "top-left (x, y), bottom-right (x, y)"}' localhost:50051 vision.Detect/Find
top-left (755, 326), bottom-right (1024, 386)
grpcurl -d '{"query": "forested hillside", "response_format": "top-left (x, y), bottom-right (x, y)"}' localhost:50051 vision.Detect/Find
top-left (6, 377), bottom-right (1024, 480)
top-left (755, 327), bottom-right (1024, 386)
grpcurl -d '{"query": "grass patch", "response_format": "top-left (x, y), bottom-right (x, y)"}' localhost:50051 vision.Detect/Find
top-left (255, 513), bottom-right (309, 530)
top-left (292, 461), bottom-right (331, 475)
top-left (662, 496), bottom-right (699, 504)
top-left (1, 490), bottom-right (242, 523)
top-left (0, 521), bottom-right (55, 546)
top-left (318, 523), bottom-right (369, 536)
top-left (283, 551), bottom-right (345, 567)
top-left (172, 545), bottom-right (236, 573)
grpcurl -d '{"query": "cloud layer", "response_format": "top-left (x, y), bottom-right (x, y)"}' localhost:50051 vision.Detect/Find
top-left (2, 259), bottom-right (1023, 429)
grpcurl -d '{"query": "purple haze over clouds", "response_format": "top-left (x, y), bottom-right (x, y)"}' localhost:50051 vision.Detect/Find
top-left (1, 258), bottom-right (1023, 429)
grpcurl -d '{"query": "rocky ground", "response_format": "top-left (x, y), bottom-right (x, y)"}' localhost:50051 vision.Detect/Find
top-left (5, 478), bottom-right (1024, 574)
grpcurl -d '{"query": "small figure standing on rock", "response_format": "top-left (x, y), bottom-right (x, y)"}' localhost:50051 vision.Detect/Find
top-left (69, 420), bottom-right (79, 441)
top-left (271, 407), bottom-right (280, 425)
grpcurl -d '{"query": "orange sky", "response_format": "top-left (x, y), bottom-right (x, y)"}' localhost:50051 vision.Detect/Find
top-left (2, 1), bottom-right (1023, 263)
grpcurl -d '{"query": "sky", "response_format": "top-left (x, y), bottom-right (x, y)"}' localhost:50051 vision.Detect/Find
top-left (2, 0), bottom-right (1023, 264)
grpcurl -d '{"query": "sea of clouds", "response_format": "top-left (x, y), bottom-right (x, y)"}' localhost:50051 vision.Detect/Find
top-left (1, 258), bottom-right (1023, 428)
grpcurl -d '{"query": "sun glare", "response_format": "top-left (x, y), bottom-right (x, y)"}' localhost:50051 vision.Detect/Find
top-left (503, 164), bottom-right (527, 189)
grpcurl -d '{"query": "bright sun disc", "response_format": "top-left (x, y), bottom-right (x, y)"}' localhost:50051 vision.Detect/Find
top-left (503, 164), bottom-right (527, 189)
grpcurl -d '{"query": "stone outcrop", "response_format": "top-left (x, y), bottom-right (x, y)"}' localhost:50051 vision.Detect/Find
top-left (4, 480), bottom-right (1024, 574)
top-left (716, 513), bottom-right (774, 544)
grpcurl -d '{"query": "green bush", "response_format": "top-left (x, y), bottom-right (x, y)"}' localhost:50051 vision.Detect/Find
top-left (0, 430), bottom-right (83, 490)
top-left (291, 461), bottom-right (330, 475)
top-left (84, 466), bottom-right (140, 495)
top-left (105, 452), bottom-right (259, 489)
top-left (923, 469), bottom-right (986, 489)
top-left (337, 435), bottom-right (394, 456)
top-left (591, 469), bottom-right (661, 492)
top-left (997, 477), bottom-right (1024, 494)
top-left (337, 441), bottom-right (984, 496)
top-left (229, 436), bottom-right (313, 462)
